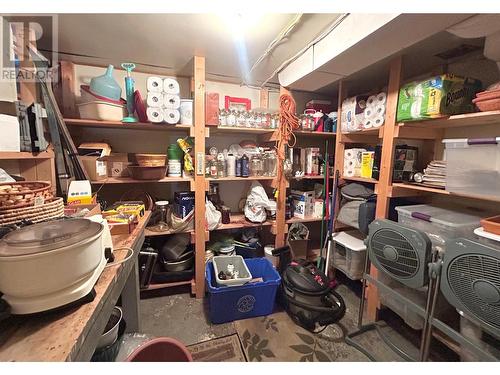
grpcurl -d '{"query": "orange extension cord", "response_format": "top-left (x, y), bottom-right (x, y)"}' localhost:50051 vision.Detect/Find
top-left (274, 94), bottom-right (300, 198)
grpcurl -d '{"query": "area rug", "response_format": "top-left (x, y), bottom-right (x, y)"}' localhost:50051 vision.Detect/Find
top-left (188, 334), bottom-right (247, 362)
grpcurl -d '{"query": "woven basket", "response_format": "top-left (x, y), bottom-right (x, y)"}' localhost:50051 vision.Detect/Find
top-left (0, 181), bottom-right (53, 211)
top-left (0, 197), bottom-right (64, 225)
top-left (135, 154), bottom-right (166, 167)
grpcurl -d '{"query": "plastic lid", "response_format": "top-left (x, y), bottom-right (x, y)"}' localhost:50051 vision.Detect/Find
top-left (332, 230), bottom-right (366, 251)
top-left (395, 205), bottom-right (481, 228)
top-left (0, 219), bottom-right (103, 257)
top-left (474, 227), bottom-right (500, 243)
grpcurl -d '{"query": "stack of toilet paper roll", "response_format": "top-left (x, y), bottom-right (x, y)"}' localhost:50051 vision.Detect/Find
top-left (341, 95), bottom-right (368, 132)
top-left (146, 77), bottom-right (181, 124)
top-left (362, 92), bottom-right (386, 129)
top-left (343, 148), bottom-right (366, 177)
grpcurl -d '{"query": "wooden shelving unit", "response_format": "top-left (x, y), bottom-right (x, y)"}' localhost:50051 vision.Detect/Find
top-left (142, 279), bottom-right (193, 291)
top-left (293, 130), bottom-right (336, 137)
top-left (0, 150), bottom-right (55, 160)
top-left (214, 213), bottom-right (274, 231)
top-left (206, 176), bottom-right (275, 182)
top-left (286, 216), bottom-right (322, 224)
top-left (341, 176), bottom-right (379, 184)
top-left (210, 126), bottom-right (275, 135)
top-left (390, 182), bottom-right (500, 202)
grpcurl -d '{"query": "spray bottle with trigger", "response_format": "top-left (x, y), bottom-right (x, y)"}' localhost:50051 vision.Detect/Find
top-left (121, 62), bottom-right (138, 123)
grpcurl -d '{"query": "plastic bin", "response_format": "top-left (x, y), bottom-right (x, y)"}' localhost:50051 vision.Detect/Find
top-left (125, 337), bottom-right (192, 362)
top-left (212, 255), bottom-right (252, 287)
top-left (395, 204), bottom-right (482, 251)
top-left (331, 230), bottom-right (366, 280)
top-left (205, 258), bottom-right (281, 324)
top-left (474, 227), bottom-right (500, 249)
top-left (443, 137), bottom-right (500, 199)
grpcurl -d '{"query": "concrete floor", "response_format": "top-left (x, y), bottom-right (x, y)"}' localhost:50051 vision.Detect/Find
top-left (138, 278), bottom-right (449, 361)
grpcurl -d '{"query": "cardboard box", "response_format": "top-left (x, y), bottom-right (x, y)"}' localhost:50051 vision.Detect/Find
top-left (205, 92), bottom-right (219, 126)
top-left (360, 151), bottom-right (374, 179)
top-left (101, 153), bottom-right (131, 177)
top-left (80, 156), bottom-right (107, 181)
top-left (174, 191), bottom-right (195, 218)
top-left (291, 190), bottom-right (314, 219)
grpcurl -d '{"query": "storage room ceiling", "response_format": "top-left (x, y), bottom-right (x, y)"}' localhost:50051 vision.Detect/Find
top-left (53, 13), bottom-right (342, 86)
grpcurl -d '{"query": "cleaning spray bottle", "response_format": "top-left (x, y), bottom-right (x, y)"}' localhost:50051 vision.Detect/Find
top-left (121, 62), bottom-right (138, 123)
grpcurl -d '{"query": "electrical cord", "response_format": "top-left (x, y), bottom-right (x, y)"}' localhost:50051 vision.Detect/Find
top-left (105, 247), bottom-right (134, 268)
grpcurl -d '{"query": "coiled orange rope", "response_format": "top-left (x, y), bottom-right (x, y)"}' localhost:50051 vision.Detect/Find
top-left (274, 94), bottom-right (300, 197)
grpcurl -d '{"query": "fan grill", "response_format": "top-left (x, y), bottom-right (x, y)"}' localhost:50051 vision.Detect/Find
top-left (370, 229), bottom-right (419, 278)
top-left (448, 254), bottom-right (500, 330)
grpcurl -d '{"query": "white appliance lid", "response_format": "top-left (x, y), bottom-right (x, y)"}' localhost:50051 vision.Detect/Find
top-left (0, 219), bottom-right (103, 257)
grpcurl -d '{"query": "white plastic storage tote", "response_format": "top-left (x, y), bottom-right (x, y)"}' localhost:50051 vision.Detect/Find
top-left (443, 137), bottom-right (500, 200)
top-left (395, 204), bottom-right (482, 251)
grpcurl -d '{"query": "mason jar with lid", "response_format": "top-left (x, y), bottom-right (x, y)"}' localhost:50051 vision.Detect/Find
top-left (226, 110), bottom-right (237, 127)
top-left (255, 112), bottom-right (263, 128)
top-left (236, 110), bottom-right (246, 127)
top-left (249, 154), bottom-right (264, 176)
top-left (247, 111), bottom-right (256, 128)
top-left (218, 109), bottom-right (227, 127)
top-left (265, 151), bottom-right (277, 176)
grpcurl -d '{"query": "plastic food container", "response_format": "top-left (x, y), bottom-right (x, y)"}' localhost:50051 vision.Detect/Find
top-left (78, 100), bottom-right (125, 121)
top-left (330, 230), bottom-right (366, 280)
top-left (212, 255), bottom-right (251, 287)
top-left (443, 137), bottom-right (500, 200)
top-left (206, 258), bottom-right (281, 324)
top-left (395, 204), bottom-right (482, 251)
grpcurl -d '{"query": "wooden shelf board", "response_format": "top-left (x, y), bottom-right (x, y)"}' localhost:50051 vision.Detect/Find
top-left (0, 150), bottom-right (54, 160)
top-left (292, 175), bottom-right (328, 180)
top-left (142, 279), bottom-right (193, 291)
top-left (65, 118), bottom-right (192, 132)
top-left (294, 130), bottom-right (336, 137)
top-left (390, 183), bottom-right (500, 202)
top-left (211, 126), bottom-right (275, 135)
top-left (341, 176), bottom-right (379, 184)
top-left (206, 176), bottom-right (275, 181)
top-left (214, 213), bottom-right (274, 231)
top-left (341, 127), bottom-right (382, 136)
top-left (286, 216), bottom-right (323, 224)
top-left (397, 110), bottom-right (500, 129)
top-left (91, 176), bottom-right (192, 184)
top-left (145, 228), bottom-right (194, 237)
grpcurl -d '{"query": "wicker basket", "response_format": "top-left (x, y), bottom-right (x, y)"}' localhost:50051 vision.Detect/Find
top-left (0, 181), bottom-right (53, 211)
top-left (135, 154), bottom-right (166, 167)
top-left (0, 197), bottom-right (64, 225)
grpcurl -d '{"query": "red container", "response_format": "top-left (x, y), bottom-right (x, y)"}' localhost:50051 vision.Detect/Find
top-left (205, 92), bottom-right (219, 126)
top-left (125, 338), bottom-right (193, 362)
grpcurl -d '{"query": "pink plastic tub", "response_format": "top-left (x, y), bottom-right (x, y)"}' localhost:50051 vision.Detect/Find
top-left (125, 337), bottom-right (193, 362)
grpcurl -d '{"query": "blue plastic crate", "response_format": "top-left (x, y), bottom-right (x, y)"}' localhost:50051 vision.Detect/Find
top-left (205, 257), bottom-right (281, 324)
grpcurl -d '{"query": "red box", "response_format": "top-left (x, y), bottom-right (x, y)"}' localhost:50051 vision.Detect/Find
top-left (205, 92), bottom-right (219, 126)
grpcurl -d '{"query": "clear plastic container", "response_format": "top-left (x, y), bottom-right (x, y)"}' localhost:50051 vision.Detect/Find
top-left (474, 227), bottom-right (500, 249)
top-left (395, 204), bottom-right (482, 252)
top-left (330, 230), bottom-right (366, 280)
top-left (443, 137), bottom-right (500, 199)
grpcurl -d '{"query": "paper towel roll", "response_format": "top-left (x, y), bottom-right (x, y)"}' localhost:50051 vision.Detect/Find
top-left (363, 118), bottom-right (373, 129)
top-left (163, 109), bottom-right (180, 124)
top-left (364, 107), bottom-right (374, 119)
top-left (374, 104), bottom-right (386, 117)
top-left (344, 149), bottom-right (356, 160)
top-left (147, 107), bottom-right (164, 123)
top-left (366, 95), bottom-right (377, 107)
top-left (164, 94), bottom-right (181, 109)
top-left (376, 92), bottom-right (387, 105)
top-left (147, 77), bottom-right (163, 92)
top-left (344, 159), bottom-right (355, 168)
top-left (343, 167), bottom-right (355, 177)
top-left (372, 116), bottom-right (385, 128)
top-left (163, 78), bottom-right (180, 95)
top-left (147, 92), bottom-right (163, 107)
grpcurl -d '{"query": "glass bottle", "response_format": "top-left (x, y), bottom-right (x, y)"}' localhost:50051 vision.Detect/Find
top-left (266, 151), bottom-right (277, 177)
top-left (236, 110), bottom-right (246, 128)
top-left (216, 152), bottom-right (226, 178)
top-left (218, 109), bottom-right (227, 127)
top-left (255, 112), bottom-right (263, 128)
top-left (209, 157), bottom-right (218, 178)
top-left (241, 154), bottom-right (250, 177)
top-left (226, 110), bottom-right (236, 127)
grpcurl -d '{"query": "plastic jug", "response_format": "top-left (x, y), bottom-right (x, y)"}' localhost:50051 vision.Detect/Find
top-left (89, 65), bottom-right (122, 101)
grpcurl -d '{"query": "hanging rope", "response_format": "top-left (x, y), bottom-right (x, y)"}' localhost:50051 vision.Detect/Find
top-left (274, 93), bottom-right (299, 198)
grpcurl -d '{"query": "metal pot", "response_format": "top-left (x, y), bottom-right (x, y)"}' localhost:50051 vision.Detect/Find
top-left (160, 250), bottom-right (194, 272)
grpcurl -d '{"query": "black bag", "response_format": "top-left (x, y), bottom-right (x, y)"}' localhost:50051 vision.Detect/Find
top-left (337, 183), bottom-right (376, 235)
top-left (280, 260), bottom-right (346, 331)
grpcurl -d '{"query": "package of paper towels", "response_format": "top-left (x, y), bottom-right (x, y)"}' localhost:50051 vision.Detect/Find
top-left (344, 148), bottom-right (366, 177)
top-left (362, 92), bottom-right (387, 129)
top-left (341, 95), bottom-right (368, 132)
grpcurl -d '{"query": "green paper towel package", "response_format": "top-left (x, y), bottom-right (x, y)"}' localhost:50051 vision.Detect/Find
top-left (396, 74), bottom-right (481, 122)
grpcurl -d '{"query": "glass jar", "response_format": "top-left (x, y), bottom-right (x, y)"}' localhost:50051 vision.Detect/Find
top-left (236, 111), bottom-right (246, 128)
top-left (270, 113), bottom-right (279, 129)
top-left (216, 153), bottom-right (226, 178)
top-left (153, 200), bottom-right (170, 230)
top-left (218, 109), bottom-right (227, 127)
top-left (249, 154), bottom-right (263, 177)
top-left (247, 111), bottom-right (255, 128)
top-left (226, 110), bottom-right (237, 127)
top-left (209, 158), bottom-right (218, 178)
top-left (255, 112), bottom-right (263, 128)
top-left (265, 151), bottom-right (277, 176)
top-left (262, 112), bottom-right (271, 128)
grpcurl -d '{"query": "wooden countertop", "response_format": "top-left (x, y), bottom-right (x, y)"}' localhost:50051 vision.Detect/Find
top-left (0, 212), bottom-right (150, 362)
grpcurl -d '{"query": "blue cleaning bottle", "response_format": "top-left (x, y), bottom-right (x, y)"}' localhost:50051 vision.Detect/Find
top-left (121, 63), bottom-right (138, 123)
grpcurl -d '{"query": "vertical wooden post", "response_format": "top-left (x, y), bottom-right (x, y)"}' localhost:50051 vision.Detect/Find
top-left (193, 56), bottom-right (207, 298)
top-left (274, 86), bottom-right (290, 249)
top-left (366, 55), bottom-right (403, 320)
top-left (259, 88), bottom-right (269, 109)
top-left (333, 80), bottom-right (346, 230)
top-left (59, 61), bottom-right (78, 118)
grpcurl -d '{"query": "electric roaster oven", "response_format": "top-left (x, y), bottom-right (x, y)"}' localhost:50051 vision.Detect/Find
top-left (0, 217), bottom-right (113, 316)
